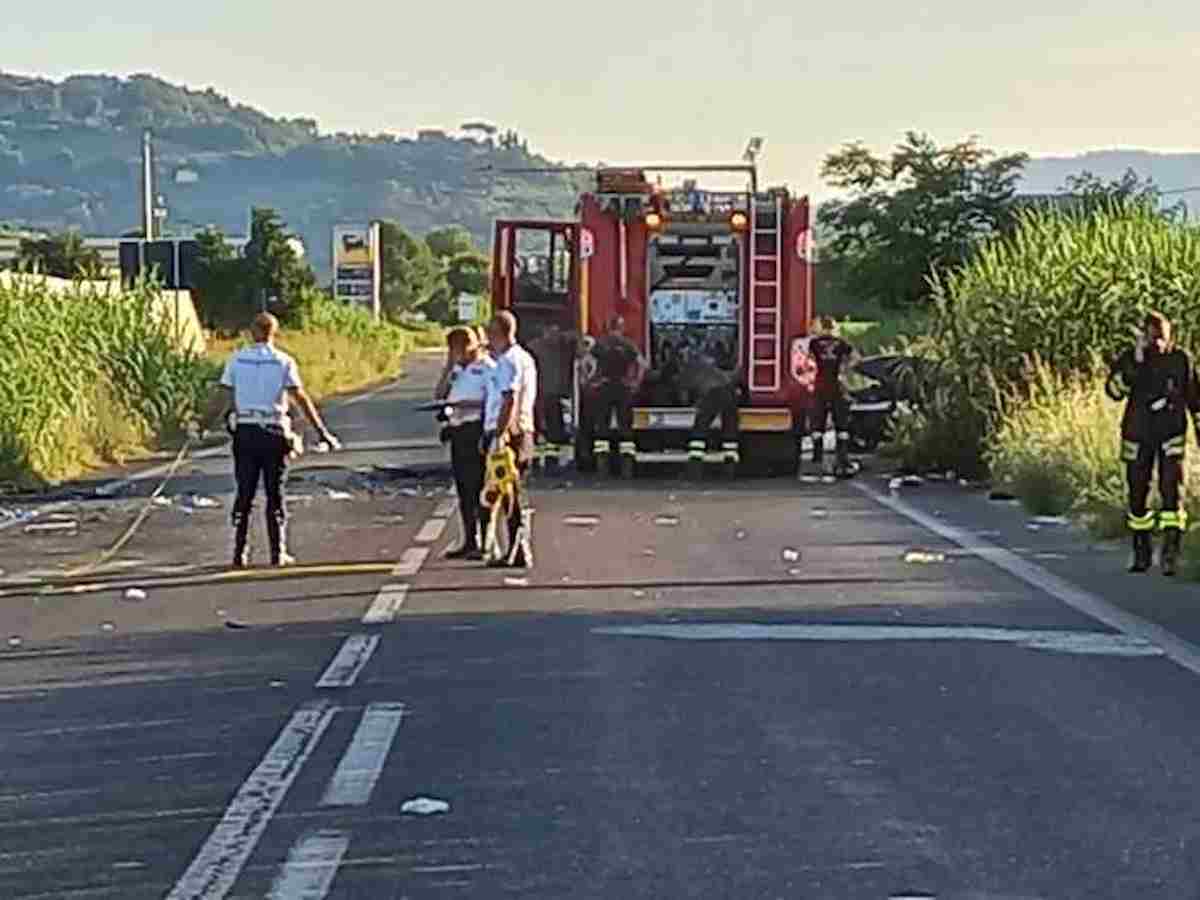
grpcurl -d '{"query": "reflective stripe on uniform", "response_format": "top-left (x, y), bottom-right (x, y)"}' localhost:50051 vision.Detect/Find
top-left (836, 431), bottom-right (850, 441)
top-left (1159, 509), bottom-right (1189, 531)
top-left (593, 439), bottom-right (611, 454)
top-left (618, 441), bottom-right (637, 457)
top-left (721, 441), bottom-right (740, 463)
top-left (1128, 511), bottom-right (1157, 532)
top-left (1164, 435), bottom-right (1186, 458)
top-left (1121, 440), bottom-right (1139, 462)
top-left (687, 439), bottom-right (706, 460)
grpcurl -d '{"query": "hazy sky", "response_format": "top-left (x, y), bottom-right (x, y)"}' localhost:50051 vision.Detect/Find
top-left (6, 0), bottom-right (1199, 193)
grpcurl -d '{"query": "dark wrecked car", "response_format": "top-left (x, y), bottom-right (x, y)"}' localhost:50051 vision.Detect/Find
top-left (847, 354), bottom-right (942, 452)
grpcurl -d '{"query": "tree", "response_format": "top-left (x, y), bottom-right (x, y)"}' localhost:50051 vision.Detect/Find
top-left (242, 207), bottom-right (316, 319)
top-left (379, 220), bottom-right (443, 319)
top-left (818, 132), bottom-right (1028, 307)
top-left (1059, 168), bottom-right (1180, 219)
top-left (15, 231), bottom-right (104, 279)
top-left (190, 227), bottom-right (247, 329)
top-left (425, 225), bottom-right (476, 261)
top-left (424, 250), bottom-right (490, 323)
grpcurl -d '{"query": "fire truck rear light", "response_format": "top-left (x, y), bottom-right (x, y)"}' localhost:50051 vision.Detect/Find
top-left (730, 211), bottom-right (749, 231)
top-left (644, 211), bottom-right (664, 231)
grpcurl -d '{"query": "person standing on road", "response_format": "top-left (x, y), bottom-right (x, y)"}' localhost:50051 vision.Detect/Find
top-left (586, 315), bottom-right (646, 477)
top-left (201, 312), bottom-right (340, 568)
top-left (482, 311), bottom-right (539, 569)
top-left (528, 322), bottom-right (578, 474)
top-left (1105, 311), bottom-right (1200, 575)
top-left (805, 316), bottom-right (859, 478)
top-left (435, 326), bottom-right (495, 560)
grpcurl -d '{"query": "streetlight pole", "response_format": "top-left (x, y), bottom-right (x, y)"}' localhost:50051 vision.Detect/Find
top-left (141, 130), bottom-right (155, 240)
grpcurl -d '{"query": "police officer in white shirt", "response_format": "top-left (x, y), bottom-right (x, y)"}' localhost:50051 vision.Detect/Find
top-left (201, 313), bottom-right (339, 568)
top-left (434, 326), bottom-right (495, 559)
top-left (483, 311), bottom-right (539, 569)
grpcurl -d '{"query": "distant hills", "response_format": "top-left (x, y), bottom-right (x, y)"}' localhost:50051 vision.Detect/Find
top-left (0, 72), bottom-right (589, 274)
top-left (0, 71), bottom-right (1196, 275)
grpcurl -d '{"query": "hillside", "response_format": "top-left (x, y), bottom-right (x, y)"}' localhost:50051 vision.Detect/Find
top-left (1019, 149), bottom-right (1200, 203)
top-left (0, 72), bottom-right (589, 274)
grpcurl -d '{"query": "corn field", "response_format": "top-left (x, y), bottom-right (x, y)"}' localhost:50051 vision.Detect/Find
top-left (897, 203), bottom-right (1200, 474)
top-left (0, 277), bottom-right (216, 485)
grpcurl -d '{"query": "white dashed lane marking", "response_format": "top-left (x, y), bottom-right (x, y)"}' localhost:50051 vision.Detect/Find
top-left (414, 517), bottom-right (448, 544)
top-left (320, 703), bottom-right (406, 807)
top-left (391, 547), bottom-right (430, 578)
top-left (266, 829), bottom-right (351, 900)
top-left (362, 584), bottom-right (409, 625)
top-left (165, 701), bottom-right (337, 900)
top-left (315, 635), bottom-right (380, 689)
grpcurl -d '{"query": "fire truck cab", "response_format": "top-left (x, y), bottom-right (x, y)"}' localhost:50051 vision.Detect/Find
top-left (490, 164), bottom-right (815, 474)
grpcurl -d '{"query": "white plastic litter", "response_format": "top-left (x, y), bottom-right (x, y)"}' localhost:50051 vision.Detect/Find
top-left (151, 496), bottom-right (173, 507)
top-left (735, 530), bottom-right (747, 540)
top-left (781, 548), bottom-right (801, 563)
top-left (564, 515), bottom-right (600, 527)
top-left (788, 567), bottom-right (803, 576)
top-left (326, 489), bottom-right (354, 501)
top-left (123, 588), bottom-right (147, 601)
top-left (504, 577), bottom-right (529, 587)
top-left (654, 515), bottom-right (680, 527)
top-left (633, 590), bottom-right (647, 599)
top-left (188, 495), bottom-right (220, 509)
top-left (904, 551), bottom-right (946, 564)
top-left (888, 477), bottom-right (904, 492)
top-left (100, 621), bottom-right (116, 632)
top-left (1031, 515), bottom-right (1069, 526)
top-left (7, 636), bottom-right (21, 648)
top-left (24, 520), bottom-right (78, 534)
top-left (800, 475), bottom-right (820, 484)
top-left (821, 475), bottom-right (837, 484)
top-left (401, 797), bottom-right (450, 815)
top-left (810, 508), bottom-right (828, 519)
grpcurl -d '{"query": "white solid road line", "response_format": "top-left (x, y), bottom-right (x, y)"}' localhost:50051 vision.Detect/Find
top-left (362, 584), bottom-right (409, 625)
top-left (266, 829), bottom-right (351, 900)
top-left (592, 624), bottom-right (1164, 657)
top-left (316, 635), bottom-right (381, 689)
top-left (414, 517), bottom-right (448, 544)
top-left (165, 701), bottom-right (337, 900)
top-left (337, 379), bottom-right (398, 407)
top-left (320, 702), bottom-right (406, 807)
top-left (391, 547), bottom-right (430, 578)
top-left (854, 482), bottom-right (1200, 678)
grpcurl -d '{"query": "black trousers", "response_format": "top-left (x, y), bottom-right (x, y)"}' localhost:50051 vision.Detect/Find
top-left (1126, 434), bottom-right (1185, 529)
top-left (536, 393), bottom-right (569, 445)
top-left (692, 386), bottom-right (739, 444)
top-left (448, 421), bottom-right (485, 547)
top-left (232, 424), bottom-right (289, 525)
top-left (592, 380), bottom-right (634, 447)
top-left (801, 390), bottom-right (851, 459)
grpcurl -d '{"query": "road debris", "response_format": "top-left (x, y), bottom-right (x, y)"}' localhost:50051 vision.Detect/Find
top-left (735, 529), bottom-right (747, 540)
top-left (401, 797), bottom-right (450, 815)
top-left (24, 520), bottom-right (78, 534)
top-left (781, 548), bottom-right (801, 563)
top-left (123, 588), bottom-right (147, 602)
top-left (151, 496), bottom-right (173, 507)
top-left (224, 619), bottom-right (251, 630)
top-left (504, 577), bottom-right (529, 587)
top-left (903, 550), bottom-right (946, 564)
top-left (185, 495), bottom-right (221, 510)
top-left (1030, 515), bottom-right (1069, 526)
top-left (654, 515), bottom-right (680, 527)
top-left (564, 515), bottom-right (600, 527)
top-left (326, 489), bottom-right (354, 501)
top-left (7, 636), bottom-right (21, 648)
top-left (100, 621), bottom-right (116, 632)
top-left (810, 508), bottom-right (828, 519)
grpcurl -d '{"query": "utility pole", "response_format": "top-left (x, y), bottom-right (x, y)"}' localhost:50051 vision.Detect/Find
top-left (141, 130), bottom-right (155, 240)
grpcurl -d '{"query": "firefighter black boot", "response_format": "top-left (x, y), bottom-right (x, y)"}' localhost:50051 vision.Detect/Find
top-left (267, 514), bottom-right (295, 567)
top-left (1162, 528), bottom-right (1182, 577)
top-left (1129, 531), bottom-right (1153, 574)
top-left (231, 512), bottom-right (251, 569)
top-left (593, 439), bottom-right (611, 478)
top-left (619, 441), bottom-right (637, 480)
top-left (686, 439), bottom-right (705, 481)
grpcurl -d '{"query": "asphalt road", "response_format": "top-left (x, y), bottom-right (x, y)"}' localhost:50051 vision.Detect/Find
top-left (4, 350), bottom-right (1200, 899)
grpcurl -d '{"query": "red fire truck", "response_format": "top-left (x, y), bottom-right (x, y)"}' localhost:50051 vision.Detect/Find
top-left (490, 164), bottom-right (816, 474)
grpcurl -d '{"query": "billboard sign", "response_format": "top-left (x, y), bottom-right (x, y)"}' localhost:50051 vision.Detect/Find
top-left (333, 223), bottom-right (382, 318)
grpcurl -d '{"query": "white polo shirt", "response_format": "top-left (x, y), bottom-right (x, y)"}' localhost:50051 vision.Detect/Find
top-left (484, 343), bottom-right (538, 434)
top-left (445, 356), bottom-right (495, 426)
top-left (220, 343), bottom-right (302, 426)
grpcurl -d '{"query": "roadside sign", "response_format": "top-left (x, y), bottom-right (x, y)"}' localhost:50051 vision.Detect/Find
top-left (580, 228), bottom-right (595, 259)
top-left (457, 293), bottom-right (480, 322)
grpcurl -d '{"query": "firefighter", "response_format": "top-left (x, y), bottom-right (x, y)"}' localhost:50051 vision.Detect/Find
top-left (678, 348), bottom-right (742, 479)
top-left (587, 315), bottom-right (646, 477)
top-left (200, 312), bottom-right (340, 568)
top-left (482, 311), bottom-right (539, 569)
top-left (529, 322), bottom-right (577, 474)
top-left (805, 315), bottom-right (859, 478)
top-left (1105, 311), bottom-right (1200, 575)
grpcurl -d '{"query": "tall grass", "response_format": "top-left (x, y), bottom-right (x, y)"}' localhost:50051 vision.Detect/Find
top-left (0, 276), bottom-right (216, 487)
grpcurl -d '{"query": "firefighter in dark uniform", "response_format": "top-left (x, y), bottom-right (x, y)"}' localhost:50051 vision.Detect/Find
top-left (1105, 311), bottom-right (1200, 575)
top-left (806, 315), bottom-right (858, 478)
top-left (529, 323), bottom-right (577, 474)
top-left (200, 312), bottom-right (340, 568)
top-left (588, 315), bottom-right (646, 477)
top-left (678, 349), bottom-right (742, 479)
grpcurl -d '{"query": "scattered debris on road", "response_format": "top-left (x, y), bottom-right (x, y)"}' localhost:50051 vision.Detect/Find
top-left (810, 508), bottom-right (828, 519)
top-left (654, 515), bottom-right (680, 527)
top-left (325, 489), bottom-right (354, 501)
top-left (503, 577), bottom-right (529, 587)
top-left (24, 520), bottom-right (78, 535)
top-left (100, 621), bottom-right (115, 632)
top-left (123, 588), bottom-right (147, 601)
top-left (184, 495), bottom-right (221, 511)
top-left (224, 619), bottom-right (251, 630)
top-left (781, 548), bottom-right (801, 563)
top-left (735, 529), bottom-right (747, 540)
top-left (151, 496), bottom-right (173, 507)
top-left (903, 550), bottom-right (946, 564)
top-left (7, 636), bottom-right (21, 648)
top-left (1030, 515), bottom-right (1069, 526)
top-left (564, 515), bottom-right (600, 527)
top-left (401, 797), bottom-right (450, 815)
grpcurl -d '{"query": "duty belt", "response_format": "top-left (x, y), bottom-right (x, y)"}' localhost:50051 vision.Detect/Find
top-left (236, 410), bottom-right (287, 426)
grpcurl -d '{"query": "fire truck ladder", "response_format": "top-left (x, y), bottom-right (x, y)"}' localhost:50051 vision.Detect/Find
top-left (749, 194), bottom-right (782, 392)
